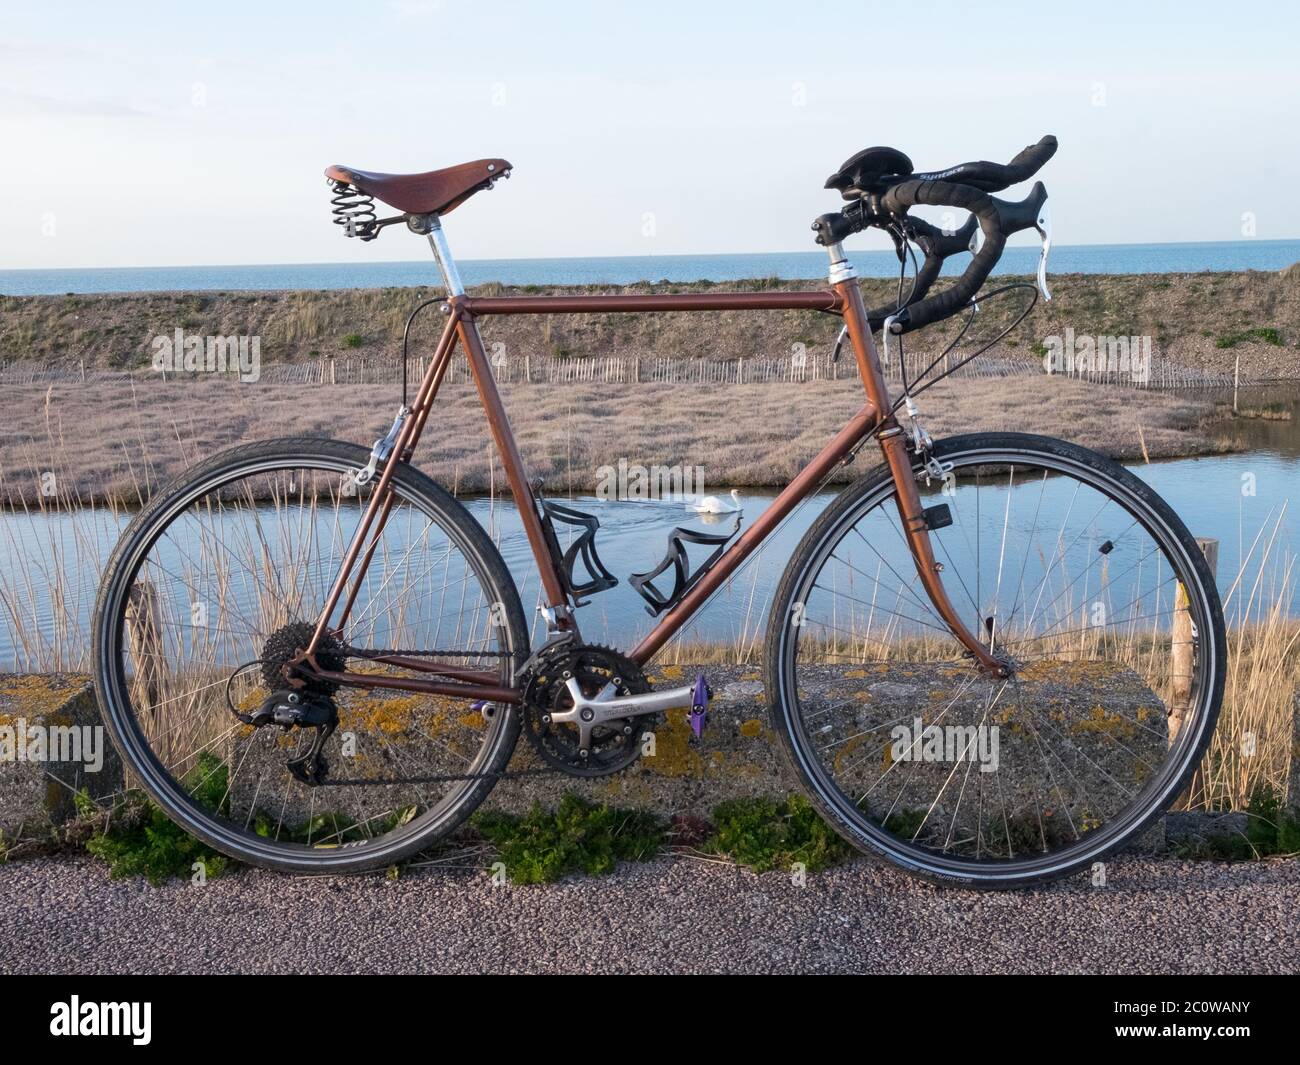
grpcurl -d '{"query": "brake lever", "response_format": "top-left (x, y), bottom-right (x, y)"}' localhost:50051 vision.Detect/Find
top-left (1033, 197), bottom-right (1052, 300)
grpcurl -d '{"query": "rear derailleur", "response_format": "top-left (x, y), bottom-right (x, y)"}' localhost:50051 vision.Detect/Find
top-left (244, 690), bottom-right (338, 785)
top-left (225, 621), bottom-right (346, 785)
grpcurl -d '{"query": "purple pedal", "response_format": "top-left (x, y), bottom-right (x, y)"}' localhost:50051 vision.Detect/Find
top-left (688, 673), bottom-right (712, 739)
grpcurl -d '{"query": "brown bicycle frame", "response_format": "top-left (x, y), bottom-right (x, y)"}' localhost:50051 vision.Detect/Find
top-left (303, 276), bottom-right (1003, 704)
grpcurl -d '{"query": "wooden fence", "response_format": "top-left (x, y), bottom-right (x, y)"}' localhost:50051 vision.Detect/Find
top-left (0, 352), bottom-right (1247, 391)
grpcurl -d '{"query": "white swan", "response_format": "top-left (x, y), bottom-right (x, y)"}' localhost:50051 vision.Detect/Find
top-left (687, 489), bottom-right (742, 514)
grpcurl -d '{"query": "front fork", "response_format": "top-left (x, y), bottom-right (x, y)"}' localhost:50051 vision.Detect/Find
top-left (833, 266), bottom-right (1008, 679)
top-left (878, 428), bottom-right (1009, 678)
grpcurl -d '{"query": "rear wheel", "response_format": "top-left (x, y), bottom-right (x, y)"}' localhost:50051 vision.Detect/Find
top-left (92, 437), bottom-right (528, 874)
top-left (766, 433), bottom-right (1225, 887)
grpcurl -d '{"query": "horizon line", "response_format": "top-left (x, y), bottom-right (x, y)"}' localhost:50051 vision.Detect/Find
top-left (4, 236), bottom-right (1299, 276)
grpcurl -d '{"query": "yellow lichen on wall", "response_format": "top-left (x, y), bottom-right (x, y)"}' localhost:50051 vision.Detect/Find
top-left (641, 714), bottom-right (704, 778)
top-left (0, 674), bottom-right (90, 722)
top-left (1071, 704), bottom-right (1139, 740)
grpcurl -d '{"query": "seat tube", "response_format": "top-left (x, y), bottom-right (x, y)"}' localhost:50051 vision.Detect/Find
top-left (422, 217), bottom-right (570, 617)
top-left (454, 309), bottom-right (570, 613)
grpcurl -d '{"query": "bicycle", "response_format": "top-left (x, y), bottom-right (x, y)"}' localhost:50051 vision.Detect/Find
top-left (92, 136), bottom-right (1225, 887)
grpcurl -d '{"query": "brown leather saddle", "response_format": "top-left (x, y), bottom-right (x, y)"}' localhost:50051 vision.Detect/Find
top-left (325, 158), bottom-right (511, 216)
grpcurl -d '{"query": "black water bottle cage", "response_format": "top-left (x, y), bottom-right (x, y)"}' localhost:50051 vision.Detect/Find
top-left (538, 499), bottom-right (619, 607)
top-left (629, 521), bottom-right (738, 617)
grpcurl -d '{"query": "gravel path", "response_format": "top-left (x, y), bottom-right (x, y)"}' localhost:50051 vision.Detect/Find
top-left (2, 854), bottom-right (1296, 974)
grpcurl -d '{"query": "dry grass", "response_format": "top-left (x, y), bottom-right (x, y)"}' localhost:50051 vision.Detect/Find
top-left (1199, 506), bottom-right (1300, 810)
top-left (0, 373), bottom-right (1238, 507)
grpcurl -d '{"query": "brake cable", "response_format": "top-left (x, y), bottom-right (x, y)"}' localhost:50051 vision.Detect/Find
top-left (886, 221), bottom-right (922, 400)
top-left (891, 281), bottom-right (1040, 413)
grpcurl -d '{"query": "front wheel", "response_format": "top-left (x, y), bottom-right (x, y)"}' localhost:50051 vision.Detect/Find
top-left (92, 437), bottom-right (529, 874)
top-left (765, 433), bottom-right (1225, 888)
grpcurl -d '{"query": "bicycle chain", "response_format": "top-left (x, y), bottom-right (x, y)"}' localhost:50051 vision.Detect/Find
top-left (339, 643), bottom-right (513, 660)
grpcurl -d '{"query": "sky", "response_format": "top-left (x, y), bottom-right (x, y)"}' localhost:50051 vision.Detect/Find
top-left (1, 0), bottom-right (1296, 269)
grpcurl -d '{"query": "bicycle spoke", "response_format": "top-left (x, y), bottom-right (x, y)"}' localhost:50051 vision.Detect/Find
top-left (777, 441), bottom-right (1221, 881)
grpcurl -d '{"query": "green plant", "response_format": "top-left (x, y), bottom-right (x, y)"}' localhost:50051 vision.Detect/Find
top-left (1243, 788), bottom-right (1300, 855)
top-left (1215, 327), bottom-right (1283, 348)
top-left (881, 807), bottom-right (930, 840)
top-left (707, 794), bottom-right (851, 873)
top-left (1173, 788), bottom-right (1300, 860)
top-left (85, 753), bottom-right (232, 884)
top-left (249, 804), bottom-right (417, 846)
top-left (342, 332), bottom-right (364, 348)
top-left (472, 793), bottom-right (664, 884)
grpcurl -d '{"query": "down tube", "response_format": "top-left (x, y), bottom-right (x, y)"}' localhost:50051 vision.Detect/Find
top-left (629, 403), bottom-right (878, 664)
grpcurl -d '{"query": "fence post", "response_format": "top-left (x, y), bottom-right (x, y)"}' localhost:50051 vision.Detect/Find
top-left (1170, 536), bottom-right (1219, 744)
top-left (1170, 537), bottom-right (1218, 806)
top-left (124, 579), bottom-right (162, 731)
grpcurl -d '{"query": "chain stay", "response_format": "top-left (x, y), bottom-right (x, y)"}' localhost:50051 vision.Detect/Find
top-left (305, 641), bottom-right (534, 786)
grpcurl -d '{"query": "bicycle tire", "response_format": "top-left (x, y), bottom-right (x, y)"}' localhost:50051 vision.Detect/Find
top-left (765, 432), bottom-right (1226, 888)
top-left (92, 437), bottom-right (529, 875)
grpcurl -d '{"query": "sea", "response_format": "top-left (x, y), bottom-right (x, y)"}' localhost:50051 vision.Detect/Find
top-left (2, 240), bottom-right (1298, 296)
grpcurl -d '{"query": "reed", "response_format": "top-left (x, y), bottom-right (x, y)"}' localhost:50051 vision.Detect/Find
top-left (0, 420), bottom-right (1294, 814)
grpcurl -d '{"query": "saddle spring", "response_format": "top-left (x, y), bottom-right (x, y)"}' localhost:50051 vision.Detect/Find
top-left (330, 180), bottom-right (379, 241)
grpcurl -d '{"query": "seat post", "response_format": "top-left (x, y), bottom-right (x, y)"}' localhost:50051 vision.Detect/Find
top-left (421, 214), bottom-right (465, 297)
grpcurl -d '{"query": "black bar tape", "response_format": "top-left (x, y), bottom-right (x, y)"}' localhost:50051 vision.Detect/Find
top-left (882, 180), bottom-right (1004, 333)
top-left (862, 216), bottom-right (977, 327)
top-left (908, 134), bottom-right (1057, 193)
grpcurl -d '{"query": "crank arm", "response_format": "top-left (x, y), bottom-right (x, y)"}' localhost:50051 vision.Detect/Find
top-left (550, 680), bottom-right (698, 751)
top-left (556, 681), bottom-right (696, 725)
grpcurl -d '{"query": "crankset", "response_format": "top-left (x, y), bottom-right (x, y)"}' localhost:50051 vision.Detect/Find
top-left (522, 644), bottom-right (653, 777)
top-left (521, 642), bottom-right (713, 777)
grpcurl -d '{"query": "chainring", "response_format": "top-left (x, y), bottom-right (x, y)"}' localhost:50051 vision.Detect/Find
top-left (522, 644), bottom-right (655, 778)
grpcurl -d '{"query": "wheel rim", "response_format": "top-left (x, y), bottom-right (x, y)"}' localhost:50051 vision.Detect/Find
top-left (96, 451), bottom-right (518, 868)
top-left (776, 443), bottom-right (1222, 883)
